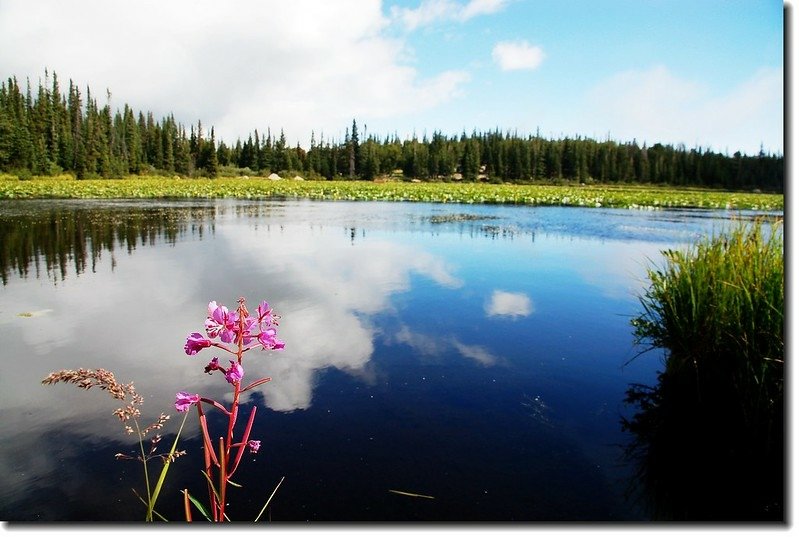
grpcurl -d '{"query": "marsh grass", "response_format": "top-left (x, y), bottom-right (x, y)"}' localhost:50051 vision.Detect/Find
top-left (626, 220), bottom-right (784, 520)
top-left (42, 368), bottom-right (188, 521)
top-left (632, 219), bottom-right (784, 426)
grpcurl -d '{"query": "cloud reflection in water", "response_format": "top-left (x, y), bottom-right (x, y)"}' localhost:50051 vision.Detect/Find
top-left (485, 290), bottom-right (533, 318)
top-left (214, 223), bottom-right (463, 411)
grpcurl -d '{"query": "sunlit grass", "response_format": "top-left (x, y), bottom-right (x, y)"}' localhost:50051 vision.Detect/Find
top-left (626, 220), bottom-right (784, 519)
top-left (0, 176), bottom-right (784, 211)
top-left (633, 219), bottom-right (784, 433)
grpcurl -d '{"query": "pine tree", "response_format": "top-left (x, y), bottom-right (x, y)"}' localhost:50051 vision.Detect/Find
top-left (173, 125), bottom-right (191, 175)
top-left (349, 119), bottom-right (359, 179)
top-left (460, 137), bottom-right (480, 181)
top-left (205, 127), bottom-right (219, 177)
top-left (272, 129), bottom-right (288, 172)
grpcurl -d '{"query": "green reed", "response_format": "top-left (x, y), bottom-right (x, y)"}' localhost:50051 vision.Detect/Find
top-left (632, 218), bottom-right (784, 441)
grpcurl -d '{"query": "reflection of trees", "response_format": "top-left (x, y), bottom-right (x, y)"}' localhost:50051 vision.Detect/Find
top-left (622, 366), bottom-right (784, 521)
top-left (0, 202), bottom-right (218, 285)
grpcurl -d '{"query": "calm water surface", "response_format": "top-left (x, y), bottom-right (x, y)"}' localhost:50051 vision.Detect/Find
top-left (0, 198), bottom-right (778, 522)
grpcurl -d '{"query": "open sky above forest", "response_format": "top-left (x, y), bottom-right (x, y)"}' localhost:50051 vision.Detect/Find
top-left (0, 0), bottom-right (784, 156)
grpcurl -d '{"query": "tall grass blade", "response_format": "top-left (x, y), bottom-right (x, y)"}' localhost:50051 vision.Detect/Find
top-left (254, 476), bottom-right (285, 523)
top-left (148, 412), bottom-right (188, 517)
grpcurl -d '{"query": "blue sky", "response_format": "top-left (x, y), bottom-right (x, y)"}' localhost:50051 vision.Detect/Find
top-left (0, 0), bottom-right (784, 155)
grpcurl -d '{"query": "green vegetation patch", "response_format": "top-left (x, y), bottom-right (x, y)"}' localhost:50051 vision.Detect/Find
top-left (626, 220), bottom-right (784, 519)
top-left (633, 219), bottom-right (784, 382)
top-left (0, 177), bottom-right (784, 211)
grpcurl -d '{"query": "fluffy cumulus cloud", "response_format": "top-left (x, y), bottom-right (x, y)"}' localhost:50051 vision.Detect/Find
top-left (0, 0), bottom-right (470, 147)
top-left (391, 0), bottom-right (509, 30)
top-left (581, 65), bottom-right (783, 155)
top-left (491, 40), bottom-right (545, 71)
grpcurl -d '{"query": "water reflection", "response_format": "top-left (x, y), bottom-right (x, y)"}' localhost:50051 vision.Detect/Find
top-left (392, 325), bottom-right (502, 367)
top-left (622, 370), bottom-right (784, 521)
top-left (0, 199), bottom-right (783, 521)
top-left (485, 290), bottom-right (533, 318)
top-left (0, 200), bottom-right (219, 285)
top-left (212, 222), bottom-right (463, 411)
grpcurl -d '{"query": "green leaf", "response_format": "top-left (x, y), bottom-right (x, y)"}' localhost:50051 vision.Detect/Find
top-left (149, 412), bottom-right (189, 515)
top-left (186, 491), bottom-right (212, 521)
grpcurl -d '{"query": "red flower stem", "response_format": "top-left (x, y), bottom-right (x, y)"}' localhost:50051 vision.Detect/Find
top-left (211, 342), bottom-right (236, 354)
top-left (197, 405), bottom-right (219, 467)
top-left (183, 489), bottom-right (193, 522)
top-left (240, 377), bottom-right (271, 393)
top-left (200, 397), bottom-right (231, 415)
top-left (226, 394), bottom-right (239, 448)
top-left (218, 436), bottom-right (227, 521)
top-left (217, 298), bottom-right (247, 521)
top-left (223, 301), bottom-right (247, 461)
top-left (197, 404), bottom-right (219, 521)
top-left (229, 406), bottom-right (257, 477)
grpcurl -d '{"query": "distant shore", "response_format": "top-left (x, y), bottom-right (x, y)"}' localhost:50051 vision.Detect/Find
top-left (0, 175), bottom-right (784, 211)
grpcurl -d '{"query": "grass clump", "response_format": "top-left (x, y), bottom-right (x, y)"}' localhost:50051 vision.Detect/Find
top-left (633, 219), bottom-right (784, 420)
top-left (626, 219), bottom-right (784, 520)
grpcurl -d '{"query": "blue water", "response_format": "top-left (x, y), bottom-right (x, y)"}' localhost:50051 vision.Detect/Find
top-left (0, 199), bottom-right (779, 522)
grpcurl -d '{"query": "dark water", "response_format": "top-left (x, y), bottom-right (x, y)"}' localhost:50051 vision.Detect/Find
top-left (0, 199), bottom-right (782, 523)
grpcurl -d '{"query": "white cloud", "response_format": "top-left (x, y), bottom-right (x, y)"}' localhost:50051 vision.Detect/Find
top-left (485, 290), bottom-right (533, 318)
top-left (391, 0), bottom-right (509, 30)
top-left (582, 65), bottom-right (783, 155)
top-left (461, 0), bottom-right (509, 20)
top-left (492, 40), bottom-right (545, 71)
top-left (0, 0), bottom-right (470, 148)
top-left (392, 0), bottom-right (456, 29)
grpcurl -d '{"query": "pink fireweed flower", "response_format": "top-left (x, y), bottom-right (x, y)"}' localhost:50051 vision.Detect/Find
top-left (240, 315), bottom-right (258, 345)
top-left (205, 301), bottom-right (236, 343)
top-left (247, 439), bottom-right (261, 454)
top-left (224, 360), bottom-right (244, 384)
top-left (256, 301), bottom-right (274, 327)
top-left (184, 332), bottom-right (212, 355)
top-left (204, 357), bottom-right (220, 374)
top-left (258, 328), bottom-right (285, 351)
top-left (175, 391), bottom-right (200, 412)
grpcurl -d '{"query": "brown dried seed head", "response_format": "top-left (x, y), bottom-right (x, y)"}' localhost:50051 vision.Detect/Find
top-left (142, 413), bottom-right (171, 436)
top-left (42, 368), bottom-right (142, 404)
top-left (164, 450), bottom-right (187, 463)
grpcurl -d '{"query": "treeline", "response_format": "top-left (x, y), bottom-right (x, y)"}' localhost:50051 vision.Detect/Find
top-left (0, 72), bottom-right (784, 192)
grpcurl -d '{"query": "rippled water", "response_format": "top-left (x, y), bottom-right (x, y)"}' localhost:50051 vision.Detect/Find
top-left (0, 198), bottom-right (779, 522)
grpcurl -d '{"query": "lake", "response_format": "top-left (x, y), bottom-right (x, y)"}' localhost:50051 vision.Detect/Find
top-left (0, 198), bottom-right (781, 522)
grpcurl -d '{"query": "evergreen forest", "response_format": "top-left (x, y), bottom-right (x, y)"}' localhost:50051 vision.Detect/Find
top-left (0, 72), bottom-right (784, 192)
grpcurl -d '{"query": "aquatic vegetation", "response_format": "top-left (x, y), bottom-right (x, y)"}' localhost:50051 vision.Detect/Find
top-left (428, 213), bottom-right (499, 223)
top-left (632, 219), bottom-right (784, 410)
top-left (177, 297), bottom-right (284, 522)
top-left (0, 176), bottom-right (784, 211)
top-left (39, 297), bottom-right (285, 522)
top-left (42, 368), bottom-right (188, 521)
top-left (625, 220), bottom-right (784, 520)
